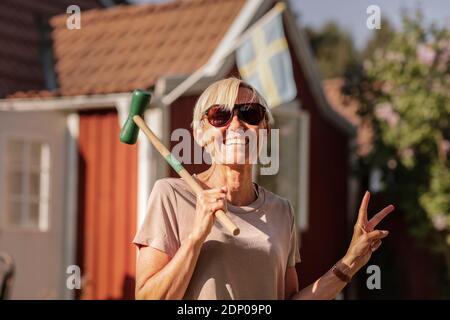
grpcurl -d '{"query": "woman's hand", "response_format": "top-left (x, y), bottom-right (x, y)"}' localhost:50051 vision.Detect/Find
top-left (190, 187), bottom-right (228, 243)
top-left (342, 191), bottom-right (395, 276)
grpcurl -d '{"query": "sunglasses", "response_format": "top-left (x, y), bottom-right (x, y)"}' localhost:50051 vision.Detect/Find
top-left (204, 103), bottom-right (266, 127)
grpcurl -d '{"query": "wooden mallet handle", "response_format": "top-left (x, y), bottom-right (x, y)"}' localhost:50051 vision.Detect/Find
top-left (133, 115), bottom-right (240, 236)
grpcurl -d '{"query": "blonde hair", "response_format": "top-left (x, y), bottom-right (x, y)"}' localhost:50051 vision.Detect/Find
top-left (191, 77), bottom-right (274, 134)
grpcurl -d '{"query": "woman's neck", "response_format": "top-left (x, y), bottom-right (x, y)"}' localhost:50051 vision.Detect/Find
top-left (196, 164), bottom-right (256, 206)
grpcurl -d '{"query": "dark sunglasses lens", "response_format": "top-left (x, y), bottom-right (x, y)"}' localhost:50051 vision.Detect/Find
top-left (207, 105), bottom-right (232, 127)
top-left (239, 104), bottom-right (265, 125)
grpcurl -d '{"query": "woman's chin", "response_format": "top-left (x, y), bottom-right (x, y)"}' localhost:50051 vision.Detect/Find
top-left (213, 152), bottom-right (251, 165)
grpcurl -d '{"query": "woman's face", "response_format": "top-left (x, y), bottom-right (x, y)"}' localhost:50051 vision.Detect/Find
top-left (202, 86), bottom-right (267, 165)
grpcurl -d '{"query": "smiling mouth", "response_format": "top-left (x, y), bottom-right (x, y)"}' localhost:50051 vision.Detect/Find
top-left (225, 137), bottom-right (249, 145)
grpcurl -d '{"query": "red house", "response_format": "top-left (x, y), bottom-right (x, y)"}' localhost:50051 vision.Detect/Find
top-left (0, 0), bottom-right (356, 299)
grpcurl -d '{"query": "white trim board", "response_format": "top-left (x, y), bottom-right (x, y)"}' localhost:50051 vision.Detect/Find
top-left (0, 93), bottom-right (130, 112)
top-left (298, 109), bottom-right (310, 231)
top-left (203, 0), bottom-right (267, 76)
top-left (136, 105), bottom-right (168, 230)
top-left (62, 112), bottom-right (79, 300)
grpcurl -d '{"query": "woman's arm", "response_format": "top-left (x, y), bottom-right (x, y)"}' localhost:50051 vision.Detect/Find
top-left (135, 234), bottom-right (205, 300)
top-left (288, 234), bottom-right (383, 301)
top-left (287, 257), bottom-right (353, 300)
top-left (288, 192), bottom-right (394, 300)
top-left (135, 186), bottom-right (227, 300)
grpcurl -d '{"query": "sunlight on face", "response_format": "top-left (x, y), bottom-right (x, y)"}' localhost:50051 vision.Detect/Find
top-left (204, 86), bottom-right (267, 165)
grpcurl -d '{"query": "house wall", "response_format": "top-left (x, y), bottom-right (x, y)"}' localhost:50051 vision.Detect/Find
top-left (287, 40), bottom-right (350, 291)
top-left (0, 0), bottom-right (102, 97)
top-left (77, 109), bottom-right (137, 299)
top-left (169, 95), bottom-right (211, 176)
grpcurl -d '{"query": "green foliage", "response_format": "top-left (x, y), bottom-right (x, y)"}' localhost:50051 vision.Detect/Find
top-left (362, 18), bottom-right (396, 60)
top-left (345, 12), bottom-right (450, 252)
top-left (305, 22), bottom-right (358, 79)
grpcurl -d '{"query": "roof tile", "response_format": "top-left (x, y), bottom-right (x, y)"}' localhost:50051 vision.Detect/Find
top-left (46, 0), bottom-right (245, 96)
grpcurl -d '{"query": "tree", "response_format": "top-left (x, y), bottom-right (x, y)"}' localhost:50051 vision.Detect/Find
top-left (344, 11), bottom-right (450, 287)
top-left (362, 18), bottom-right (395, 60)
top-left (343, 18), bottom-right (395, 98)
top-left (305, 22), bottom-right (358, 79)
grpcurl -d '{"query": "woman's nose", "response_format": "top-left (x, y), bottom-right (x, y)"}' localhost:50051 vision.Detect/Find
top-left (228, 114), bottom-right (243, 130)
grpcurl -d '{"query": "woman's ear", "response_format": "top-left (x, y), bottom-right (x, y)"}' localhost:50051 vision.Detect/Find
top-left (260, 119), bottom-right (270, 131)
top-left (194, 126), bottom-right (205, 147)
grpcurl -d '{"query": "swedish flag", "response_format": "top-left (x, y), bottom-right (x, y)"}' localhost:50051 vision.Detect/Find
top-left (236, 3), bottom-right (297, 108)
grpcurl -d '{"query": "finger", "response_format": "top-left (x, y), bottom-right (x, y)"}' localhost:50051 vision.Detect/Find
top-left (360, 225), bottom-right (368, 234)
top-left (202, 190), bottom-right (227, 199)
top-left (366, 229), bottom-right (389, 241)
top-left (371, 240), bottom-right (382, 252)
top-left (205, 198), bottom-right (225, 204)
top-left (206, 197), bottom-right (226, 206)
top-left (211, 202), bottom-right (226, 213)
top-left (204, 192), bottom-right (226, 200)
top-left (206, 198), bottom-right (226, 207)
top-left (367, 205), bottom-right (395, 231)
top-left (357, 191), bottom-right (370, 225)
top-left (204, 187), bottom-right (227, 194)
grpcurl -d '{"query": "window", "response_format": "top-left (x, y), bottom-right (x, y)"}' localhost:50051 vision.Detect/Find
top-left (258, 102), bottom-right (310, 231)
top-left (4, 139), bottom-right (51, 231)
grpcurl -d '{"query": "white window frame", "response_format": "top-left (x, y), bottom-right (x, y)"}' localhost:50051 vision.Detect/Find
top-left (1, 134), bottom-right (52, 233)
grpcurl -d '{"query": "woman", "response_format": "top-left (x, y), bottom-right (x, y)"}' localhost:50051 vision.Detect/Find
top-left (133, 78), bottom-right (394, 300)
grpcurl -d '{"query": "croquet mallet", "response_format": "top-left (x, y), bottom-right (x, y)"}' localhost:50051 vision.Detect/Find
top-left (119, 89), bottom-right (240, 236)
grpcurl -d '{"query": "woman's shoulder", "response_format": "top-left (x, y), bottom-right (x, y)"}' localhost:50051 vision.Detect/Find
top-left (152, 177), bottom-right (193, 196)
top-left (153, 177), bottom-right (185, 189)
top-left (257, 185), bottom-right (292, 212)
top-left (257, 186), bottom-right (296, 225)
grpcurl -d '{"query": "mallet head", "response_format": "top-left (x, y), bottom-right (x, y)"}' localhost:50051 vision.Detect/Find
top-left (119, 89), bottom-right (152, 144)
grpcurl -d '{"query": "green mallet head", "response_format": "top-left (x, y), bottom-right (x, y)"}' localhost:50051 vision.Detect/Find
top-left (119, 89), bottom-right (152, 144)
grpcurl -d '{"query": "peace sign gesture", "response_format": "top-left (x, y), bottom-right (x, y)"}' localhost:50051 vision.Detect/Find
top-left (342, 191), bottom-right (395, 276)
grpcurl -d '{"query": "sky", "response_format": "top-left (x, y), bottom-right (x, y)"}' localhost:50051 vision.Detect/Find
top-left (288, 0), bottom-right (450, 49)
top-left (132, 0), bottom-right (450, 49)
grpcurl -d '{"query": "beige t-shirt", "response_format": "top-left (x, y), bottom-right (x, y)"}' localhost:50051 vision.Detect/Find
top-left (133, 177), bottom-right (301, 300)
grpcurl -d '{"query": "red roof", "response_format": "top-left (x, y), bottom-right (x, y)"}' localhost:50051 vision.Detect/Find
top-left (36, 0), bottom-right (245, 97)
top-left (0, 0), bottom-right (102, 98)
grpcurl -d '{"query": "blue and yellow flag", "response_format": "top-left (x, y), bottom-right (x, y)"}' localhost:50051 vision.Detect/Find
top-left (236, 3), bottom-right (297, 108)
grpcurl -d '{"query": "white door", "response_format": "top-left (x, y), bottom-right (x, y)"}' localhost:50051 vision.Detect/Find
top-left (0, 111), bottom-right (68, 299)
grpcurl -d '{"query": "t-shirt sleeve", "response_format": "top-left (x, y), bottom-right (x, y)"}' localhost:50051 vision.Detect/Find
top-left (287, 201), bottom-right (301, 267)
top-left (132, 179), bottom-right (181, 257)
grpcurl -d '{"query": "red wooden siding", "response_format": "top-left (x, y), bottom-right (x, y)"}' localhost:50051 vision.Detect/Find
top-left (0, 0), bottom-right (102, 98)
top-left (77, 109), bottom-right (137, 300)
top-left (169, 95), bottom-right (209, 176)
